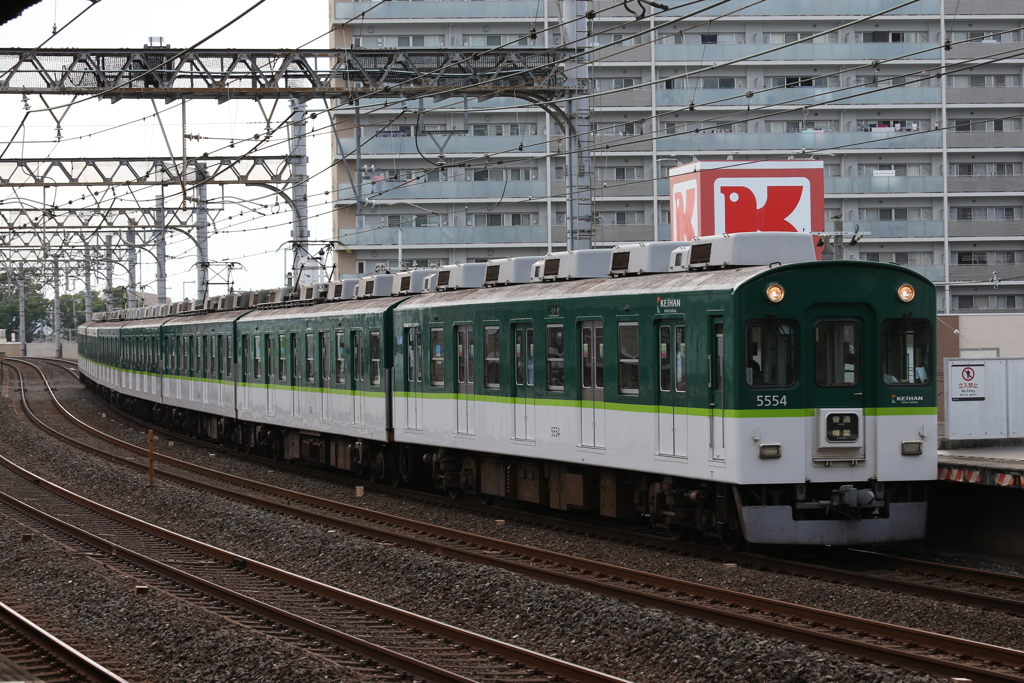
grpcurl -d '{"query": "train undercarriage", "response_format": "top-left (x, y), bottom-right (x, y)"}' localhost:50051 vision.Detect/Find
top-left (84, 378), bottom-right (927, 547)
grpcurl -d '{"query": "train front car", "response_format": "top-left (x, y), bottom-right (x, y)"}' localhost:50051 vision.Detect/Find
top-left (720, 260), bottom-right (937, 545)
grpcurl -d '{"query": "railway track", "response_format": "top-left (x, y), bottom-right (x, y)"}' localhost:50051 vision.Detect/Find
top-left (0, 599), bottom-right (129, 683)
top-left (10, 357), bottom-right (1024, 682)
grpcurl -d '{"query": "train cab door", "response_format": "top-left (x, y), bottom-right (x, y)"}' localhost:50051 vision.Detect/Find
top-left (579, 320), bottom-right (605, 448)
top-left (351, 329), bottom-right (365, 425)
top-left (512, 324), bottom-right (536, 440)
top-left (808, 307), bottom-right (867, 458)
top-left (404, 325), bottom-right (423, 430)
top-left (455, 324), bottom-right (475, 435)
top-left (657, 319), bottom-right (687, 456)
top-left (708, 316), bottom-right (725, 462)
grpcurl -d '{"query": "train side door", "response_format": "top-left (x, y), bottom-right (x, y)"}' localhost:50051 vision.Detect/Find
top-left (405, 325), bottom-right (423, 430)
top-left (709, 316), bottom-right (725, 462)
top-left (455, 324), bottom-right (475, 435)
top-left (657, 319), bottom-right (687, 456)
top-left (579, 320), bottom-right (605, 448)
top-left (292, 333), bottom-right (302, 417)
top-left (352, 329), bottom-right (365, 425)
top-left (320, 331), bottom-right (330, 422)
top-left (512, 324), bottom-right (536, 440)
top-left (265, 334), bottom-right (275, 416)
top-left (240, 334), bottom-right (251, 413)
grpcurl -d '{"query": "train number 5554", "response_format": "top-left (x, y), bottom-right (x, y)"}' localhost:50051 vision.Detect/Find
top-left (755, 395), bottom-right (788, 407)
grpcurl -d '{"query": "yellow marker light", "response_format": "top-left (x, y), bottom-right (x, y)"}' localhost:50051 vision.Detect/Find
top-left (765, 284), bottom-right (785, 303)
top-left (897, 284), bottom-right (915, 303)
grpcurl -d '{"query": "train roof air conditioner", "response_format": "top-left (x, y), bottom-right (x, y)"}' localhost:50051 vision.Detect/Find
top-left (484, 256), bottom-right (542, 286)
top-left (669, 232), bottom-right (817, 271)
top-left (391, 269), bottom-right (438, 295)
top-left (532, 249), bottom-right (613, 281)
top-left (434, 263), bottom-right (487, 291)
top-left (611, 242), bottom-right (687, 276)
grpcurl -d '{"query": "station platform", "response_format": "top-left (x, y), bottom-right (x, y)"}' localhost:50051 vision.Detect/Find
top-left (937, 445), bottom-right (1024, 487)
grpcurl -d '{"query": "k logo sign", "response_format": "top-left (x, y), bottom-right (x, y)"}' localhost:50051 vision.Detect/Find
top-left (668, 160), bottom-right (824, 242)
top-left (671, 179), bottom-right (698, 241)
top-left (714, 177), bottom-right (812, 234)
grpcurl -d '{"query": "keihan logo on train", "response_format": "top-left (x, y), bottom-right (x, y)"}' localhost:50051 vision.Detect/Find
top-left (892, 394), bottom-right (925, 404)
top-left (656, 297), bottom-right (681, 313)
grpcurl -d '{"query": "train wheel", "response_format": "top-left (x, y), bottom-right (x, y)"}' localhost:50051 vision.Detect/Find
top-left (446, 486), bottom-right (464, 500)
top-left (368, 452), bottom-right (386, 484)
top-left (397, 450), bottom-right (416, 483)
top-left (475, 492), bottom-right (492, 506)
top-left (386, 453), bottom-right (401, 488)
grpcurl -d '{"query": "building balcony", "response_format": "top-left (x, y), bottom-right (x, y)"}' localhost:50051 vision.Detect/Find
top-left (338, 135), bottom-right (548, 156)
top-left (593, 178), bottom-right (659, 196)
top-left (826, 176), bottom-right (943, 194)
top-left (340, 224), bottom-right (549, 245)
top-left (653, 43), bottom-right (942, 63)
top-left (338, 180), bottom-right (548, 202)
top-left (835, 220), bottom-right (944, 238)
top-left (948, 176), bottom-right (1024, 193)
top-left (591, 133), bottom-right (654, 152)
top-left (652, 0), bottom-right (938, 16)
top-left (654, 86), bottom-right (941, 108)
top-left (592, 89), bottom-right (653, 107)
top-left (592, 45), bottom-right (652, 62)
top-left (335, 0), bottom-right (545, 20)
top-left (945, 88), bottom-right (1024, 105)
top-left (947, 0), bottom-right (1020, 13)
top-left (904, 264), bottom-right (945, 281)
top-left (657, 130), bottom-right (943, 152)
top-left (948, 43), bottom-right (1024, 60)
top-left (949, 220), bottom-right (1024, 237)
top-left (947, 132), bottom-right (1024, 148)
top-left (593, 224), bottom-right (658, 244)
top-left (948, 264), bottom-right (1024, 282)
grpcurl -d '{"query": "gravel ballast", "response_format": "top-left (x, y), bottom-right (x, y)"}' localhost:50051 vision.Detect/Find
top-left (0, 364), bottom-right (967, 682)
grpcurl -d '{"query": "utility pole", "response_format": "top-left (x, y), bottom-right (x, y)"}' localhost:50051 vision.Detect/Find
top-left (105, 235), bottom-right (114, 312)
top-left (18, 263), bottom-right (26, 356)
top-left (155, 191), bottom-right (167, 304)
top-left (289, 98), bottom-right (315, 287)
top-left (563, 0), bottom-right (593, 250)
top-left (84, 244), bottom-right (92, 322)
top-left (195, 165), bottom-right (209, 301)
top-left (127, 221), bottom-right (137, 308)
top-left (52, 258), bottom-right (61, 358)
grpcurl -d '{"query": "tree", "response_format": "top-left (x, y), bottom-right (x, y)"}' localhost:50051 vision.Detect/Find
top-left (0, 275), bottom-right (52, 343)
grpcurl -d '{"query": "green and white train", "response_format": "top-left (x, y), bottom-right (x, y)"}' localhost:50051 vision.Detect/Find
top-left (78, 233), bottom-right (937, 546)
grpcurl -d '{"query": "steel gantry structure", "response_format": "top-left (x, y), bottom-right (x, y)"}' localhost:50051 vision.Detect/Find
top-left (0, 44), bottom-right (587, 351)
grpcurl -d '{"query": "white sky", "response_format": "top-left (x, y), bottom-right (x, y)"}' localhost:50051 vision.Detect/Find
top-left (0, 0), bottom-right (332, 304)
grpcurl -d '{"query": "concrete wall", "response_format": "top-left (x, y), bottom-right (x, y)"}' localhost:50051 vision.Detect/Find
top-left (0, 343), bottom-right (78, 360)
top-left (955, 314), bottom-right (1024, 357)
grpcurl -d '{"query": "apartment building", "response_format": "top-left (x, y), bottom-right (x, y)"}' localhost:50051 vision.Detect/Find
top-left (330, 0), bottom-right (1024, 318)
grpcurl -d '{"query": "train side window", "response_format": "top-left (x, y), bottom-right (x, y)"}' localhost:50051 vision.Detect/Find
top-left (279, 334), bottom-right (287, 380)
top-left (484, 326), bottom-right (500, 388)
top-left (618, 322), bottom-right (640, 395)
top-left (241, 335), bottom-right (248, 378)
top-left (745, 320), bottom-right (797, 388)
top-left (254, 336), bottom-right (262, 379)
top-left (209, 335), bottom-right (217, 377)
top-left (546, 324), bottom-right (564, 391)
top-left (336, 332), bottom-right (347, 384)
top-left (265, 334), bottom-right (275, 380)
top-left (177, 335), bottom-right (182, 373)
top-left (814, 321), bottom-right (860, 386)
top-left (369, 331), bottom-right (381, 386)
top-left (407, 327), bottom-right (422, 383)
top-left (226, 334), bottom-right (233, 379)
top-left (881, 318), bottom-right (931, 385)
top-left (320, 332), bottom-right (329, 381)
top-left (658, 324), bottom-right (687, 392)
top-left (430, 328), bottom-right (444, 386)
top-left (353, 331), bottom-right (364, 382)
top-left (197, 336), bottom-right (204, 376)
top-left (306, 333), bottom-right (316, 382)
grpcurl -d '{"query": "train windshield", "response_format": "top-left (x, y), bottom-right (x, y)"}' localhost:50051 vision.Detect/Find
top-left (881, 317), bottom-right (931, 386)
top-left (745, 319), bottom-right (797, 388)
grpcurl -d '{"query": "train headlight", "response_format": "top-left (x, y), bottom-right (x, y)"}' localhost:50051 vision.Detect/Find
top-left (759, 444), bottom-right (781, 459)
top-left (765, 284), bottom-right (785, 303)
top-left (897, 284), bottom-right (915, 303)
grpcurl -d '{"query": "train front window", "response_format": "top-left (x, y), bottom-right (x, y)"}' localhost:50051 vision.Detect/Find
top-left (814, 321), bottom-right (860, 386)
top-left (745, 320), bottom-right (797, 388)
top-left (881, 317), bottom-right (931, 385)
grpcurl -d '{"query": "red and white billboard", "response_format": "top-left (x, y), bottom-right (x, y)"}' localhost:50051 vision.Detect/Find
top-left (669, 160), bottom-right (824, 241)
